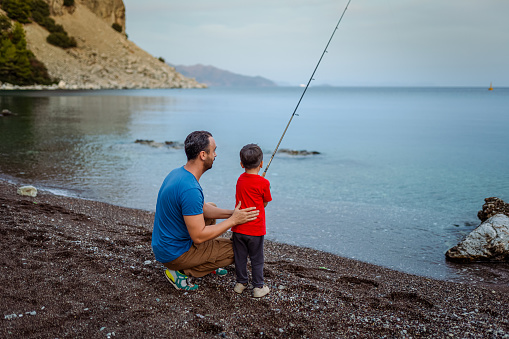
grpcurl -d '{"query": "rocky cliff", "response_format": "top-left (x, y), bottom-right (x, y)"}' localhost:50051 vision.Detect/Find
top-left (46, 0), bottom-right (125, 31)
top-left (3, 0), bottom-right (205, 89)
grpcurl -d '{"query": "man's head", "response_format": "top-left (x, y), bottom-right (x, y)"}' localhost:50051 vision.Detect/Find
top-left (185, 131), bottom-right (216, 171)
top-left (240, 144), bottom-right (263, 169)
top-left (185, 131), bottom-right (213, 161)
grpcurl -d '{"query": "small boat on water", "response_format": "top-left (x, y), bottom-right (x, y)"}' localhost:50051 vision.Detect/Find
top-left (489, 82), bottom-right (493, 91)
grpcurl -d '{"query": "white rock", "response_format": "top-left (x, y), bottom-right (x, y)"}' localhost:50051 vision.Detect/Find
top-left (446, 214), bottom-right (509, 262)
top-left (17, 186), bottom-right (38, 197)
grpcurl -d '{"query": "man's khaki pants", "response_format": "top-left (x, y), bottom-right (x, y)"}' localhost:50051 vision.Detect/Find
top-left (163, 237), bottom-right (234, 277)
top-left (162, 203), bottom-right (234, 277)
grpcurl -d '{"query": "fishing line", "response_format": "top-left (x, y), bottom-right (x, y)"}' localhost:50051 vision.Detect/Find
top-left (262, 0), bottom-right (352, 177)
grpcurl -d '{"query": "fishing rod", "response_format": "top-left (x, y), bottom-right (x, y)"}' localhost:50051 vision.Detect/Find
top-left (262, 0), bottom-right (352, 178)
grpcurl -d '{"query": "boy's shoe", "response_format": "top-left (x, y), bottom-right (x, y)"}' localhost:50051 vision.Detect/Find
top-left (164, 269), bottom-right (198, 291)
top-left (212, 268), bottom-right (227, 276)
top-left (253, 285), bottom-right (270, 298)
top-left (234, 282), bottom-right (248, 294)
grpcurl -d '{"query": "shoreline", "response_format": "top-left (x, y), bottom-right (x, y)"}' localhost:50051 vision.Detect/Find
top-left (0, 82), bottom-right (207, 91)
top-left (1, 179), bottom-right (509, 337)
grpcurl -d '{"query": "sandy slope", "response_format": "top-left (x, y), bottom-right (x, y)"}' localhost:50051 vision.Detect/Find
top-left (17, 3), bottom-right (204, 89)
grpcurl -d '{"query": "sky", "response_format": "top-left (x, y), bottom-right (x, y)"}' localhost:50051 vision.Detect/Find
top-left (123, 0), bottom-right (509, 87)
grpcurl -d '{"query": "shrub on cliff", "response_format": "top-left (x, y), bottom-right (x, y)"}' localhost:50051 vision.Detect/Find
top-left (0, 20), bottom-right (53, 85)
top-left (63, 0), bottom-right (75, 7)
top-left (0, 14), bottom-right (11, 31)
top-left (46, 31), bottom-right (77, 48)
top-left (30, 1), bottom-right (54, 29)
top-left (30, 0), bottom-right (50, 18)
top-left (0, 0), bottom-right (31, 24)
top-left (112, 22), bottom-right (122, 33)
top-left (1, 0), bottom-right (77, 48)
top-left (39, 16), bottom-right (65, 34)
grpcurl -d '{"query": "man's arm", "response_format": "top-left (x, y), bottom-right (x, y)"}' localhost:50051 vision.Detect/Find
top-left (185, 202), bottom-right (259, 244)
top-left (203, 202), bottom-right (234, 219)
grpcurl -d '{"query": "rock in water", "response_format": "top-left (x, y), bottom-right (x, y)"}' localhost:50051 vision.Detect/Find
top-left (445, 214), bottom-right (509, 262)
top-left (17, 186), bottom-right (38, 197)
top-left (478, 197), bottom-right (509, 222)
top-left (1, 109), bottom-right (15, 116)
top-left (278, 149), bottom-right (320, 156)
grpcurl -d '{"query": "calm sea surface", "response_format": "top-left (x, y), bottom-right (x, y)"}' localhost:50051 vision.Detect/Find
top-left (1, 87), bottom-right (508, 285)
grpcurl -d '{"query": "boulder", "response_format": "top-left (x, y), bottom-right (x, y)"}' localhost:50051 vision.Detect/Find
top-left (1, 109), bottom-right (16, 117)
top-left (17, 186), bottom-right (38, 197)
top-left (478, 197), bottom-right (509, 222)
top-left (445, 214), bottom-right (509, 263)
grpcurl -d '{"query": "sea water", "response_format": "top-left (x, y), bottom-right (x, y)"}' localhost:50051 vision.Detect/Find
top-left (1, 87), bottom-right (508, 284)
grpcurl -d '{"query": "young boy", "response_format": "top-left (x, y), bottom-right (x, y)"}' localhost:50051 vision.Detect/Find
top-left (232, 144), bottom-right (272, 298)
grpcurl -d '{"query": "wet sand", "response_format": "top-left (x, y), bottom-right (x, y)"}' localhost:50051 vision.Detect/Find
top-left (1, 180), bottom-right (508, 338)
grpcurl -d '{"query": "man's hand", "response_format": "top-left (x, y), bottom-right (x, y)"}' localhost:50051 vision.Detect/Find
top-left (230, 202), bottom-right (259, 225)
top-left (185, 202), bottom-right (259, 245)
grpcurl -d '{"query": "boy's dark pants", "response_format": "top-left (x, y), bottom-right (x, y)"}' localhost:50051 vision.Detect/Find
top-left (232, 233), bottom-right (264, 288)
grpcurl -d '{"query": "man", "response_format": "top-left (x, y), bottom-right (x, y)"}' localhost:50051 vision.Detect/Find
top-left (152, 131), bottom-right (259, 291)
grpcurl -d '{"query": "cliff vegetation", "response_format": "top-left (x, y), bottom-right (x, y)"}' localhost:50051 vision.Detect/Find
top-left (0, 0), bottom-right (205, 89)
top-left (0, 13), bottom-right (53, 85)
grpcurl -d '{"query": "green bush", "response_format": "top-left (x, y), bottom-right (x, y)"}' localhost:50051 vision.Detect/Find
top-left (112, 22), bottom-right (122, 33)
top-left (31, 10), bottom-right (44, 25)
top-left (30, 0), bottom-right (50, 18)
top-left (0, 14), bottom-right (11, 32)
top-left (46, 31), bottom-right (77, 48)
top-left (0, 22), bottom-right (53, 85)
top-left (40, 16), bottom-right (65, 33)
top-left (29, 56), bottom-right (52, 84)
top-left (1, 0), bottom-right (32, 24)
top-left (1, 0), bottom-right (78, 49)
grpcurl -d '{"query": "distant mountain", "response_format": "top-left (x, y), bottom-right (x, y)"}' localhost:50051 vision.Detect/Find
top-left (172, 64), bottom-right (277, 87)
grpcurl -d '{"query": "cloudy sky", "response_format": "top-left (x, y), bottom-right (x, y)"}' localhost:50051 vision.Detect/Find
top-left (123, 0), bottom-right (508, 87)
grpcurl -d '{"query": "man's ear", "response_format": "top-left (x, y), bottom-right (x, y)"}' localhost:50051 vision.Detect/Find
top-left (259, 161), bottom-right (264, 169)
top-left (199, 151), bottom-right (207, 161)
top-left (240, 162), bottom-right (245, 169)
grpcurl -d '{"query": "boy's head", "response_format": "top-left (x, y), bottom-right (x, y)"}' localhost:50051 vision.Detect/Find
top-left (240, 144), bottom-right (263, 169)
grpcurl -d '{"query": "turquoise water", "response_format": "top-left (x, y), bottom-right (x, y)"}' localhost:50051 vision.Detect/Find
top-left (1, 87), bottom-right (508, 284)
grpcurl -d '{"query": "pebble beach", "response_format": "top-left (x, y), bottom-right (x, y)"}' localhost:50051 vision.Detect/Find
top-left (1, 179), bottom-right (508, 338)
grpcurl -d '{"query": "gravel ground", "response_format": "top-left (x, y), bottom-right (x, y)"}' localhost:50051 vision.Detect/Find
top-left (1, 180), bottom-right (508, 338)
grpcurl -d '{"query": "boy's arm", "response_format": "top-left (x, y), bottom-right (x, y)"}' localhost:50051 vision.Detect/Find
top-left (263, 182), bottom-right (272, 208)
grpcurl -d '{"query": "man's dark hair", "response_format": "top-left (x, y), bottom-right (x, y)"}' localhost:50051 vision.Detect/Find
top-left (240, 144), bottom-right (263, 169)
top-left (185, 131), bottom-right (212, 161)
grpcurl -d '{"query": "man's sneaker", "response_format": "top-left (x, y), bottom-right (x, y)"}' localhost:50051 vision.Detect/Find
top-left (212, 268), bottom-right (227, 276)
top-left (164, 269), bottom-right (198, 291)
top-left (253, 285), bottom-right (270, 298)
top-left (234, 282), bottom-right (248, 294)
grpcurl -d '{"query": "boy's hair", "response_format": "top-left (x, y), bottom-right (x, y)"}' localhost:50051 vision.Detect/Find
top-left (185, 131), bottom-right (212, 161)
top-left (240, 144), bottom-right (263, 169)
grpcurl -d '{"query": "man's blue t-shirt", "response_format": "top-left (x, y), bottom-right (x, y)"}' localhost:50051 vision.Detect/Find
top-left (152, 166), bottom-right (204, 263)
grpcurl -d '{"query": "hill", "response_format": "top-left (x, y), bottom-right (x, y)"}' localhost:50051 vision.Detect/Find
top-left (173, 64), bottom-right (276, 87)
top-left (0, 0), bottom-right (205, 89)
